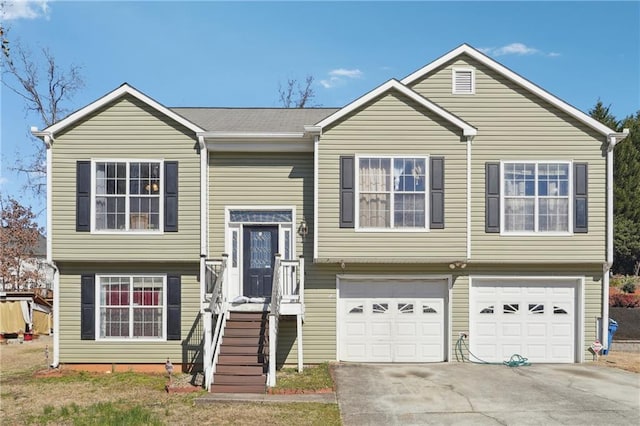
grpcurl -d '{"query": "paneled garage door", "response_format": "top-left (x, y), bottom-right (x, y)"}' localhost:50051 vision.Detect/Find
top-left (470, 279), bottom-right (578, 363)
top-left (338, 279), bottom-right (448, 362)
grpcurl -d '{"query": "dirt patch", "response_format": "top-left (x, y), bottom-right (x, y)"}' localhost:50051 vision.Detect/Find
top-left (591, 350), bottom-right (640, 373)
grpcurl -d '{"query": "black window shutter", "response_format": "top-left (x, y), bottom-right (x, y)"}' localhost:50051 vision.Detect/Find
top-left (430, 157), bottom-right (445, 229)
top-left (485, 162), bottom-right (500, 233)
top-left (164, 161), bottom-right (178, 232)
top-left (81, 274), bottom-right (95, 340)
top-left (76, 161), bottom-right (91, 232)
top-left (167, 274), bottom-right (181, 340)
top-left (339, 156), bottom-right (355, 228)
top-left (574, 163), bottom-right (588, 233)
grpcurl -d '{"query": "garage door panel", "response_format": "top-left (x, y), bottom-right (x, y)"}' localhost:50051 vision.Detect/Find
top-left (470, 280), bottom-right (577, 363)
top-left (339, 279), bottom-right (447, 362)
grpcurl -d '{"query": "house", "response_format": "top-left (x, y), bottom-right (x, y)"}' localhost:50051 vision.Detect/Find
top-left (32, 44), bottom-right (627, 391)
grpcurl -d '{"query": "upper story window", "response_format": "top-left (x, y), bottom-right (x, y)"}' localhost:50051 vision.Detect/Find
top-left (98, 275), bottom-right (165, 340)
top-left (452, 68), bottom-right (475, 94)
top-left (357, 157), bottom-right (427, 229)
top-left (502, 162), bottom-right (570, 233)
top-left (93, 161), bottom-right (162, 232)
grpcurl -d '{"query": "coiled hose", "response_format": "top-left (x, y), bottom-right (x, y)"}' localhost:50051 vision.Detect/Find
top-left (455, 335), bottom-right (531, 367)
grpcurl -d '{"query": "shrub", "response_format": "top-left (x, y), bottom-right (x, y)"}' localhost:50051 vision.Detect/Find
top-left (622, 280), bottom-right (637, 294)
top-left (610, 293), bottom-right (640, 308)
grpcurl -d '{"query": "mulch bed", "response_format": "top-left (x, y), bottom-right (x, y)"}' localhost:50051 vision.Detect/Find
top-left (610, 307), bottom-right (640, 340)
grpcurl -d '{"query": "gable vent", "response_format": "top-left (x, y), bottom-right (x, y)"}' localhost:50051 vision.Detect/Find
top-left (453, 68), bottom-right (475, 94)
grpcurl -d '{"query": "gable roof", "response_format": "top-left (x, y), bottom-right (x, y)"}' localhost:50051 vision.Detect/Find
top-left (172, 107), bottom-right (337, 133)
top-left (40, 83), bottom-right (205, 135)
top-left (315, 79), bottom-right (477, 137)
top-left (401, 44), bottom-right (617, 138)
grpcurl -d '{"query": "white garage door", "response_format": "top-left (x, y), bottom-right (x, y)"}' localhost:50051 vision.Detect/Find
top-left (338, 279), bottom-right (448, 362)
top-left (470, 280), bottom-right (577, 363)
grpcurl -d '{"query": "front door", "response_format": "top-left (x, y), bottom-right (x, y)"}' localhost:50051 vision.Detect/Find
top-left (243, 225), bottom-right (278, 298)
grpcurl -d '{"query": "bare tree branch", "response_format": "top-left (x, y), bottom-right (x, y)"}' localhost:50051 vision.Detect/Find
top-left (278, 75), bottom-right (315, 108)
top-left (1, 40), bottom-right (84, 197)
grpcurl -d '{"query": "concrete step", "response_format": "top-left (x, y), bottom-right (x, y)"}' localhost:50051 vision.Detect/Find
top-left (210, 384), bottom-right (266, 394)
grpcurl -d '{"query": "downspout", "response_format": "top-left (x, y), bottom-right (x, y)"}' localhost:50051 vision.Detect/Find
top-left (466, 135), bottom-right (474, 260)
top-left (313, 135), bottom-right (319, 260)
top-left (42, 131), bottom-right (59, 367)
top-left (198, 135), bottom-right (208, 312)
top-left (602, 129), bottom-right (628, 352)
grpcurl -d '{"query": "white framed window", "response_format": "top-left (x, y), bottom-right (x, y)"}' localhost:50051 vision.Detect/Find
top-left (357, 156), bottom-right (428, 230)
top-left (92, 160), bottom-right (163, 232)
top-left (502, 161), bottom-right (571, 233)
top-left (97, 274), bottom-right (166, 340)
top-left (452, 68), bottom-right (475, 94)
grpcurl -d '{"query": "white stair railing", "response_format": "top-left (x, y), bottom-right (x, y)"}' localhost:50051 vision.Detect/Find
top-left (203, 255), bottom-right (228, 391)
top-left (267, 254), bottom-right (282, 387)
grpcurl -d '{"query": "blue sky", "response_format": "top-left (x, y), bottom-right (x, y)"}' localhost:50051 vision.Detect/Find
top-left (1, 0), bottom-right (639, 228)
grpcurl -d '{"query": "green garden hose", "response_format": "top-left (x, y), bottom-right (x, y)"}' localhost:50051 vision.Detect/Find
top-left (455, 335), bottom-right (531, 367)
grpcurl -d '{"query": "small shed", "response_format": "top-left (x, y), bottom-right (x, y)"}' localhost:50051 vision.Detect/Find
top-left (0, 290), bottom-right (52, 337)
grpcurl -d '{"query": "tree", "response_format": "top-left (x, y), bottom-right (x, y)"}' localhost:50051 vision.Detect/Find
top-left (0, 197), bottom-right (45, 289)
top-left (590, 102), bottom-right (640, 274)
top-left (278, 75), bottom-right (315, 108)
top-left (0, 37), bottom-right (84, 197)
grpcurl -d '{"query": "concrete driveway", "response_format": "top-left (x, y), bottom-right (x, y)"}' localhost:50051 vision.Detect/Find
top-left (334, 363), bottom-right (640, 425)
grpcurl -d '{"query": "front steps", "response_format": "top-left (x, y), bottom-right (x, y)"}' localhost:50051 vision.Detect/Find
top-left (211, 311), bottom-right (268, 393)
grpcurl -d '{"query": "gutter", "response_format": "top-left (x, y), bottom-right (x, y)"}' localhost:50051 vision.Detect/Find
top-left (199, 135), bottom-right (208, 312)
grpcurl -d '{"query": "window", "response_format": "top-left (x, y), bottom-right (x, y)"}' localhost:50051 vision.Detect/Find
top-left (452, 68), bottom-right (475, 94)
top-left (358, 157), bottom-right (427, 229)
top-left (98, 275), bottom-right (165, 339)
top-left (503, 162), bottom-right (570, 233)
top-left (94, 161), bottom-right (162, 231)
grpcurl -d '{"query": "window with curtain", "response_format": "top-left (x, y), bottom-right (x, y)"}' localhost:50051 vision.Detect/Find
top-left (94, 161), bottom-right (162, 231)
top-left (358, 157), bottom-right (427, 229)
top-left (98, 275), bottom-right (165, 339)
top-left (503, 162), bottom-right (570, 232)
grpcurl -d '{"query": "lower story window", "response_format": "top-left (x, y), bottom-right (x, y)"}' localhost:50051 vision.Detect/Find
top-left (98, 275), bottom-right (165, 339)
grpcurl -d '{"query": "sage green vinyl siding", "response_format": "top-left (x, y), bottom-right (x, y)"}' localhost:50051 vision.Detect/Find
top-left (208, 152), bottom-right (312, 256)
top-left (408, 55), bottom-right (607, 262)
top-left (51, 95), bottom-right (200, 262)
top-left (57, 264), bottom-right (199, 364)
top-left (317, 91), bottom-right (468, 261)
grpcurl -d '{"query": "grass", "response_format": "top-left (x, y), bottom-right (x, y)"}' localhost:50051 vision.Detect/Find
top-left (1, 337), bottom-right (342, 425)
top-left (274, 362), bottom-right (334, 391)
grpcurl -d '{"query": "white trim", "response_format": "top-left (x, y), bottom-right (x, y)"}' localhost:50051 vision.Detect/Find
top-left (401, 44), bottom-right (617, 137)
top-left (355, 154), bottom-right (430, 231)
top-left (199, 136), bottom-right (207, 256)
top-left (313, 135), bottom-right (319, 260)
top-left (200, 131), bottom-right (306, 139)
top-left (90, 159), bottom-right (164, 234)
top-left (224, 206), bottom-right (297, 299)
top-left (500, 160), bottom-right (573, 235)
top-left (51, 262), bottom-right (60, 367)
top-left (466, 136), bottom-right (472, 260)
top-left (43, 83), bottom-right (204, 135)
top-left (452, 67), bottom-right (475, 95)
top-left (45, 136), bottom-right (53, 262)
top-left (606, 149), bottom-right (614, 265)
top-left (315, 79), bottom-right (477, 137)
top-left (95, 273), bottom-right (168, 342)
top-left (336, 274), bottom-right (452, 362)
top-left (469, 275), bottom-right (584, 363)
top-left (205, 140), bottom-right (313, 153)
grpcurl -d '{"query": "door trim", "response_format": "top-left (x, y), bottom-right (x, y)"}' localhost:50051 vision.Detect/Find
top-left (469, 275), bottom-right (584, 363)
top-left (224, 206), bottom-right (297, 300)
top-left (336, 274), bottom-right (452, 362)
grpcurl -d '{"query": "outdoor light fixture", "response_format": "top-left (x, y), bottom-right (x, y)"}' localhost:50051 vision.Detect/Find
top-left (448, 261), bottom-right (467, 269)
top-left (298, 218), bottom-right (308, 238)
